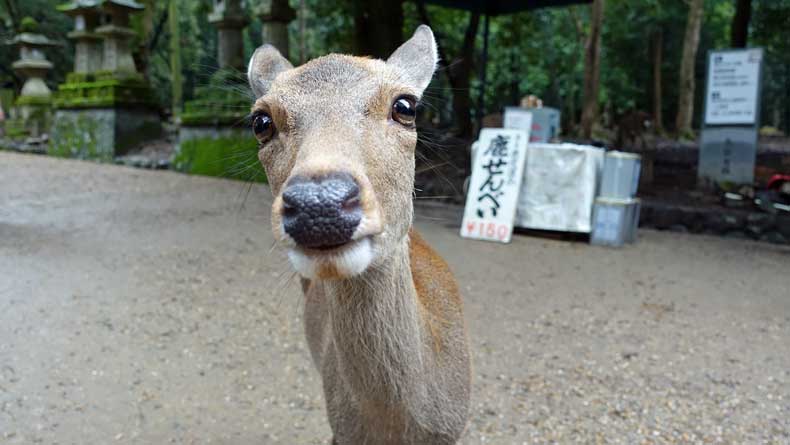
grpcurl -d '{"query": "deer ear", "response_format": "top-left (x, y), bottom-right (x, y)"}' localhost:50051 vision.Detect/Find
top-left (247, 44), bottom-right (293, 98)
top-left (386, 25), bottom-right (438, 95)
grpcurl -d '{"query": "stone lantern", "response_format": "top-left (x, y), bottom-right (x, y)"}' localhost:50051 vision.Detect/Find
top-left (254, 0), bottom-right (295, 60)
top-left (96, 0), bottom-right (144, 73)
top-left (57, 0), bottom-right (103, 74)
top-left (175, 0), bottom-right (260, 181)
top-left (4, 17), bottom-right (57, 138)
top-left (209, 0), bottom-right (250, 70)
top-left (51, 0), bottom-right (161, 160)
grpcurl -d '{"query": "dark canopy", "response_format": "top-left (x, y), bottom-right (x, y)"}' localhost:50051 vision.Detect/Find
top-left (420, 0), bottom-right (591, 16)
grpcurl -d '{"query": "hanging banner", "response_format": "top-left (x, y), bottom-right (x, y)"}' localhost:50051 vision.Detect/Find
top-left (461, 128), bottom-right (529, 243)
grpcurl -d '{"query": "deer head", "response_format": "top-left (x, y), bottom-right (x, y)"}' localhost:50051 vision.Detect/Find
top-left (247, 26), bottom-right (438, 280)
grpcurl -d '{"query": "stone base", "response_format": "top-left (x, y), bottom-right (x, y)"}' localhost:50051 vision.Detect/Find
top-left (49, 107), bottom-right (162, 160)
top-left (174, 125), bottom-right (264, 182)
top-left (4, 98), bottom-right (52, 139)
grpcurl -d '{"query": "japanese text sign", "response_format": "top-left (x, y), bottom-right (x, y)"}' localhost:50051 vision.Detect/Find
top-left (461, 128), bottom-right (529, 243)
top-left (704, 49), bottom-right (762, 125)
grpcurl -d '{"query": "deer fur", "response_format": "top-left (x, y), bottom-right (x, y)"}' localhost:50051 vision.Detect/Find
top-left (248, 26), bottom-right (471, 444)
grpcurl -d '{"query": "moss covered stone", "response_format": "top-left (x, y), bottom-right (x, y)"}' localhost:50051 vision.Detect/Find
top-left (49, 107), bottom-right (162, 160)
top-left (55, 71), bottom-right (157, 109)
top-left (180, 69), bottom-right (251, 127)
top-left (173, 135), bottom-right (266, 183)
top-left (49, 110), bottom-right (110, 160)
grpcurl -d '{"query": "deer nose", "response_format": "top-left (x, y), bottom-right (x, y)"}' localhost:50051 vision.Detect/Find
top-left (281, 173), bottom-right (362, 249)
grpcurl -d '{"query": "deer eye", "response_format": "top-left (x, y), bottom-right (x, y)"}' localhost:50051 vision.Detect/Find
top-left (391, 96), bottom-right (417, 126)
top-left (252, 112), bottom-right (275, 143)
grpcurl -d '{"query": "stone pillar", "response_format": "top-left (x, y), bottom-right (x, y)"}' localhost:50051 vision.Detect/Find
top-left (95, 1), bottom-right (144, 73)
top-left (209, 0), bottom-right (250, 70)
top-left (5, 18), bottom-right (57, 138)
top-left (58, 3), bottom-right (103, 73)
top-left (255, 0), bottom-right (296, 60)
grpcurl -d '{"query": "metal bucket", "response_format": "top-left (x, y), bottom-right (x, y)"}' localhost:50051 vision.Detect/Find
top-left (600, 151), bottom-right (641, 199)
top-left (591, 197), bottom-right (640, 247)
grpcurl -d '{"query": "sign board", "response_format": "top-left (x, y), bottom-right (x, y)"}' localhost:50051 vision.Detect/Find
top-left (461, 128), bottom-right (529, 243)
top-left (698, 126), bottom-right (758, 186)
top-left (704, 49), bottom-right (762, 125)
top-left (504, 107), bottom-right (561, 143)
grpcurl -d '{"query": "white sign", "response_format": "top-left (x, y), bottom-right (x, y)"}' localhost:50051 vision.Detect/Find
top-left (503, 107), bottom-right (532, 133)
top-left (704, 49), bottom-right (762, 125)
top-left (461, 128), bottom-right (529, 243)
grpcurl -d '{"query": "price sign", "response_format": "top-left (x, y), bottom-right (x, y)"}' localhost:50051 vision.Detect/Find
top-left (461, 128), bottom-right (529, 243)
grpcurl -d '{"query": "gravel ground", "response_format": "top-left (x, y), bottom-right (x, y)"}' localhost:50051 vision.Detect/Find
top-left (1, 151), bottom-right (789, 445)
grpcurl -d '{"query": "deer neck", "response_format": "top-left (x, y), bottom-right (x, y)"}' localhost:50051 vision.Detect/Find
top-left (323, 235), bottom-right (428, 404)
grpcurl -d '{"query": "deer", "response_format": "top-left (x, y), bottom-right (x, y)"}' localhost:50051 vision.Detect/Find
top-left (246, 26), bottom-right (471, 444)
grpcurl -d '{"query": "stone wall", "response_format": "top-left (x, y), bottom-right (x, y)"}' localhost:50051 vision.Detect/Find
top-left (639, 200), bottom-right (790, 245)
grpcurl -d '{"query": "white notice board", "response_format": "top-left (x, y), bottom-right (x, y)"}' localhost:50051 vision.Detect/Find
top-left (704, 48), bottom-right (762, 125)
top-left (461, 128), bottom-right (529, 243)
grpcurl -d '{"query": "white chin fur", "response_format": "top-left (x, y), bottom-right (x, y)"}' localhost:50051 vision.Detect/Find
top-left (287, 237), bottom-right (374, 279)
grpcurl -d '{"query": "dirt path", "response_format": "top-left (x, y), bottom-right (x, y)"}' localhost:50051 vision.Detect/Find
top-left (1, 151), bottom-right (788, 444)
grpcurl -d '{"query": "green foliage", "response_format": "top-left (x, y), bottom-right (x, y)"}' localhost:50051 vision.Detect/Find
top-left (173, 135), bottom-right (267, 183)
top-left (19, 16), bottom-right (37, 33)
top-left (752, 0), bottom-right (790, 132)
top-left (4, 117), bottom-right (27, 138)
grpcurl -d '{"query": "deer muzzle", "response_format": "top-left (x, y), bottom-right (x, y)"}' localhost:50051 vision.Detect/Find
top-left (281, 172), bottom-right (362, 249)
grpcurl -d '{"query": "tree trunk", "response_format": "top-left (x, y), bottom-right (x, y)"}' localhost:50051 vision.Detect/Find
top-left (416, 2), bottom-right (480, 139)
top-left (2, 0), bottom-right (19, 31)
top-left (299, 0), bottom-right (306, 64)
top-left (137, 0), bottom-right (156, 77)
top-left (730, 0), bottom-right (751, 48)
top-left (651, 29), bottom-right (664, 134)
top-left (565, 80), bottom-right (577, 134)
top-left (580, 0), bottom-right (605, 140)
top-left (785, 62), bottom-right (790, 135)
top-left (353, 0), bottom-right (404, 59)
top-left (675, 0), bottom-right (704, 139)
top-left (169, 0), bottom-right (182, 118)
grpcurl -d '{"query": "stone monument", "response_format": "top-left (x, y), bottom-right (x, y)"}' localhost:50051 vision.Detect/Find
top-left (4, 17), bottom-right (58, 139)
top-left (60, 0), bottom-right (103, 73)
top-left (209, 0), bottom-right (250, 70)
top-left (51, 0), bottom-right (162, 160)
top-left (254, 0), bottom-right (296, 59)
top-left (174, 0), bottom-right (265, 182)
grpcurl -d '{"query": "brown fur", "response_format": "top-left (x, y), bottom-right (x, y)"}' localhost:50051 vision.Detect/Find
top-left (248, 26), bottom-right (471, 444)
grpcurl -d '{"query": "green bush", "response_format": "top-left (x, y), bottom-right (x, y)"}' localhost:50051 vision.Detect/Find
top-left (173, 135), bottom-right (266, 183)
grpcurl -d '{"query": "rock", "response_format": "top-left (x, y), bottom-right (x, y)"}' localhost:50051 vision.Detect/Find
top-left (679, 208), bottom-right (704, 232)
top-left (724, 230), bottom-right (749, 240)
top-left (760, 231), bottom-right (788, 244)
top-left (776, 214), bottom-right (790, 238)
top-left (650, 204), bottom-right (684, 230)
top-left (667, 224), bottom-right (689, 233)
